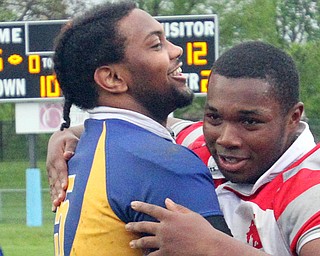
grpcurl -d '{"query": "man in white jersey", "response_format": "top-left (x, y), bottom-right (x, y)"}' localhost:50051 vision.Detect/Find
top-left (47, 41), bottom-right (320, 255)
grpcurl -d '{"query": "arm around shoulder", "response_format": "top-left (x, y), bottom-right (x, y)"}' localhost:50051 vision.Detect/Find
top-left (46, 124), bottom-right (83, 211)
top-left (126, 200), bottom-right (270, 256)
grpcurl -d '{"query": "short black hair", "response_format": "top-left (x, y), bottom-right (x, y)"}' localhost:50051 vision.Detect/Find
top-left (53, 1), bottom-right (136, 130)
top-left (211, 41), bottom-right (300, 114)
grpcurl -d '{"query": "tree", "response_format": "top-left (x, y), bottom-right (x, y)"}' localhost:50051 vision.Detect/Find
top-left (289, 41), bottom-right (320, 141)
top-left (211, 0), bottom-right (320, 49)
top-left (135, 0), bottom-right (214, 16)
top-left (0, 7), bottom-right (16, 21)
top-left (0, 104), bottom-right (14, 121)
top-left (211, 0), bottom-right (281, 50)
top-left (0, 0), bottom-right (90, 21)
top-left (290, 41), bottom-right (320, 119)
top-left (277, 0), bottom-right (320, 44)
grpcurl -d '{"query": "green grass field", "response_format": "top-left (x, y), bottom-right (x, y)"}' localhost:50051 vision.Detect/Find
top-left (0, 161), bottom-right (54, 256)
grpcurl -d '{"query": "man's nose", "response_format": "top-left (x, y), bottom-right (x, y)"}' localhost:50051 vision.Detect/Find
top-left (168, 41), bottom-right (183, 59)
top-left (216, 123), bottom-right (242, 148)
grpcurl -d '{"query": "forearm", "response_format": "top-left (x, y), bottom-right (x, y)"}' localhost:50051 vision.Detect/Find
top-left (205, 230), bottom-right (270, 256)
top-left (126, 200), bottom-right (270, 256)
top-left (46, 124), bottom-right (83, 210)
top-left (67, 124), bottom-right (84, 139)
top-left (205, 215), bottom-right (232, 236)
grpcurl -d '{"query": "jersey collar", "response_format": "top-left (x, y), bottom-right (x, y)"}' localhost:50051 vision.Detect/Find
top-left (87, 106), bottom-right (175, 143)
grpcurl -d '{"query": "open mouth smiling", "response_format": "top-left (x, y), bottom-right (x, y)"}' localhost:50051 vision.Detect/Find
top-left (217, 154), bottom-right (250, 173)
top-left (170, 67), bottom-right (183, 76)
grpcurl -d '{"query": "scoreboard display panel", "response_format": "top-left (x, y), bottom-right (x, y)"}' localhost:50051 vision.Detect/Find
top-left (0, 15), bottom-right (218, 102)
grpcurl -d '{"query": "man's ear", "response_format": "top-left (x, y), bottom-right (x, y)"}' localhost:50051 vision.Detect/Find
top-left (94, 65), bottom-right (128, 93)
top-left (288, 102), bottom-right (304, 126)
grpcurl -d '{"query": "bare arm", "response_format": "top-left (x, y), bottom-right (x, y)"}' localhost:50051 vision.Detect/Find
top-left (125, 199), bottom-right (270, 256)
top-left (46, 125), bottom-right (83, 211)
top-left (300, 239), bottom-right (320, 256)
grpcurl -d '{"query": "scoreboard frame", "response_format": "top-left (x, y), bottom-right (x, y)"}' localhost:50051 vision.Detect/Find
top-left (0, 15), bottom-right (218, 102)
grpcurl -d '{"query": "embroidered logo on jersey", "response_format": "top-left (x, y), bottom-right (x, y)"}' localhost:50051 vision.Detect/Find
top-left (209, 165), bottom-right (219, 175)
top-left (246, 217), bottom-right (262, 249)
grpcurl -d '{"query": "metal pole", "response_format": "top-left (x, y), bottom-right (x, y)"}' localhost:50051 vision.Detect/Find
top-left (28, 134), bottom-right (37, 168)
top-left (26, 133), bottom-right (42, 226)
top-left (0, 121), bottom-right (3, 161)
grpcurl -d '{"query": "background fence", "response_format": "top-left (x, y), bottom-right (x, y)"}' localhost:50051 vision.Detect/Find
top-left (0, 164), bottom-right (54, 256)
top-left (0, 121), bottom-right (51, 162)
top-left (0, 188), bottom-right (53, 224)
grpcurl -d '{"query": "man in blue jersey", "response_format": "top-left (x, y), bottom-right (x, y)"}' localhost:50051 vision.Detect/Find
top-left (51, 1), bottom-right (229, 255)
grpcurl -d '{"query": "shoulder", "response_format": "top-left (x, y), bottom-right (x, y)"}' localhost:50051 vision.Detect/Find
top-left (171, 120), bottom-right (203, 146)
top-left (274, 144), bottom-right (320, 253)
top-left (171, 120), bottom-right (211, 165)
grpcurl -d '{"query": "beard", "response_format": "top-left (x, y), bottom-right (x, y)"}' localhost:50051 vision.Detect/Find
top-left (130, 81), bottom-right (194, 122)
top-left (172, 84), bottom-right (194, 108)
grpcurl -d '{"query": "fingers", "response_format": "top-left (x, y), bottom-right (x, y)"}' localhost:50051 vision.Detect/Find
top-left (63, 135), bottom-right (78, 160)
top-left (131, 201), bottom-right (171, 220)
top-left (58, 168), bottom-right (68, 190)
top-left (165, 198), bottom-right (193, 214)
top-left (126, 225), bottom-right (162, 255)
top-left (50, 181), bottom-right (67, 212)
top-left (47, 159), bottom-right (68, 209)
top-left (63, 150), bottom-right (75, 161)
top-left (129, 235), bottom-right (160, 251)
top-left (126, 221), bottom-right (159, 235)
top-left (50, 192), bottom-right (66, 212)
top-left (46, 129), bottom-right (76, 211)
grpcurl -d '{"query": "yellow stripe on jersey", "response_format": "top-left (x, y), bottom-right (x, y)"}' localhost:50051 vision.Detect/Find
top-left (70, 122), bottom-right (142, 255)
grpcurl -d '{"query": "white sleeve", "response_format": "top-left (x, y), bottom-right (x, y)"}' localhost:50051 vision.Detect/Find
top-left (170, 120), bottom-right (196, 138)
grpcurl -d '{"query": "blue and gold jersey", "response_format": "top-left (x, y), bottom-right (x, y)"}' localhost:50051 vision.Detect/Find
top-left (54, 118), bottom-right (222, 255)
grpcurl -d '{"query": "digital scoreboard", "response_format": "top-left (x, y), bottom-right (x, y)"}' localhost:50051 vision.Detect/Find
top-left (0, 15), bottom-right (218, 102)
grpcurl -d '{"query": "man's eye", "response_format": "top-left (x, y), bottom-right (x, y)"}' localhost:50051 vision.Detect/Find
top-left (152, 43), bottom-right (163, 50)
top-left (242, 118), bottom-right (260, 126)
top-left (206, 114), bottom-right (222, 125)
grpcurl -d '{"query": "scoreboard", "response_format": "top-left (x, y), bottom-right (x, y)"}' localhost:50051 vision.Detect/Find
top-left (158, 15), bottom-right (218, 94)
top-left (0, 20), bottom-right (64, 102)
top-left (0, 15), bottom-right (218, 102)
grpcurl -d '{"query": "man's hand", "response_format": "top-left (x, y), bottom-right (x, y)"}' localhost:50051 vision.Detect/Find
top-left (46, 126), bottom-right (81, 211)
top-left (125, 199), bottom-right (270, 256)
top-left (125, 198), bottom-right (220, 256)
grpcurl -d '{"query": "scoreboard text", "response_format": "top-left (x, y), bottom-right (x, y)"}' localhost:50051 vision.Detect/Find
top-left (0, 15), bottom-right (218, 102)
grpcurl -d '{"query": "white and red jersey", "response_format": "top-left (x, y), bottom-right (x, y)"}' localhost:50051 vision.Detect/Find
top-left (172, 120), bottom-right (320, 255)
top-left (171, 120), bottom-right (227, 187)
top-left (172, 120), bottom-right (210, 164)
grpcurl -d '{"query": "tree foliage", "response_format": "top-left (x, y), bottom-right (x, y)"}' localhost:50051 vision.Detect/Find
top-left (212, 0), bottom-right (281, 50)
top-left (0, 104), bottom-right (14, 121)
top-left (135, 0), bottom-right (214, 16)
top-left (0, 0), bottom-right (90, 21)
top-left (211, 0), bottom-right (320, 48)
top-left (277, 0), bottom-right (320, 44)
top-left (289, 41), bottom-right (320, 119)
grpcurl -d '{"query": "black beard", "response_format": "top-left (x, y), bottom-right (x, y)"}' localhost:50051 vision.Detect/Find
top-left (131, 84), bottom-right (194, 123)
top-left (172, 85), bottom-right (194, 108)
